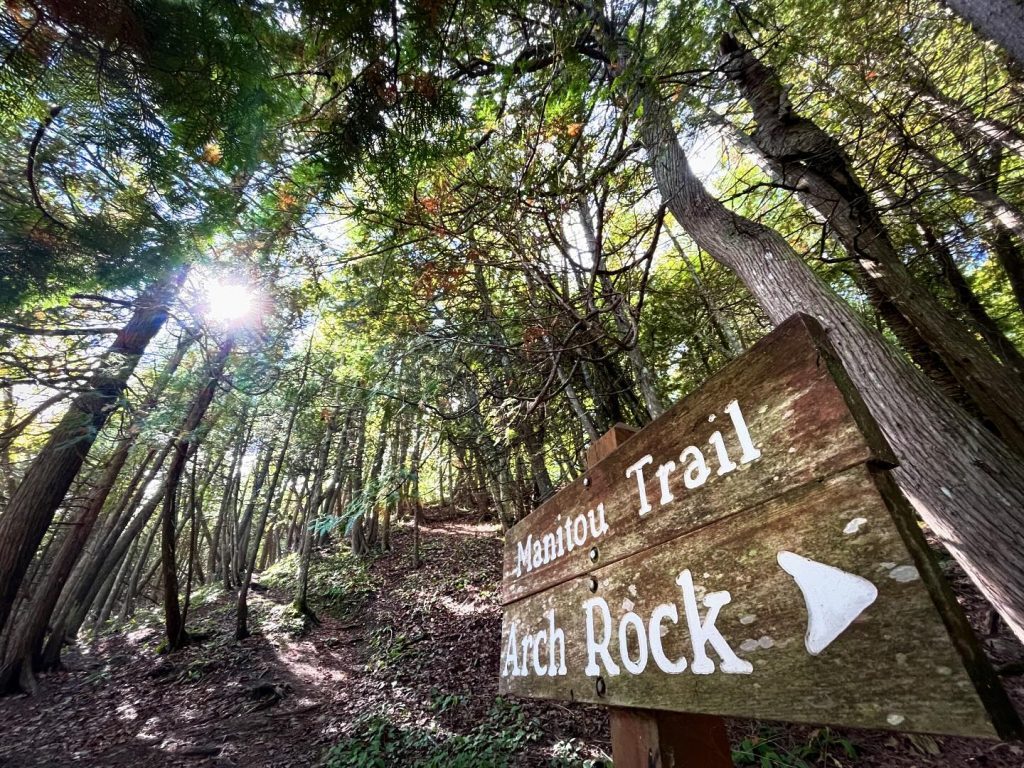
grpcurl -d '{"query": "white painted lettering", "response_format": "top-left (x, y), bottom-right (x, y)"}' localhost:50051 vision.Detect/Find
top-left (618, 611), bottom-right (649, 674)
top-left (655, 461), bottom-right (676, 505)
top-left (502, 622), bottom-right (520, 677)
top-left (532, 629), bottom-right (548, 676)
top-left (708, 431), bottom-right (737, 476)
top-left (541, 532), bottom-right (556, 564)
top-left (516, 535), bottom-right (532, 577)
top-left (583, 597), bottom-right (620, 676)
top-left (625, 454), bottom-right (654, 516)
top-left (588, 503), bottom-right (609, 538)
top-left (677, 569), bottom-right (752, 675)
top-left (649, 603), bottom-right (688, 674)
top-left (519, 633), bottom-right (533, 676)
top-left (573, 514), bottom-right (588, 547)
top-left (725, 400), bottom-right (761, 464)
top-left (680, 446), bottom-right (710, 489)
top-left (547, 609), bottom-right (567, 676)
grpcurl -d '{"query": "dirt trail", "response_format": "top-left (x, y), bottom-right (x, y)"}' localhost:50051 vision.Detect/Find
top-left (0, 589), bottom-right (361, 766)
top-left (2, 513), bottom-right (1023, 767)
top-left (0, 514), bottom-right (607, 767)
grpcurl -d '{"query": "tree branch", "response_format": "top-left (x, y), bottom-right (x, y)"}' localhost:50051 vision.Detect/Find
top-left (26, 105), bottom-right (67, 230)
top-left (0, 321), bottom-right (120, 337)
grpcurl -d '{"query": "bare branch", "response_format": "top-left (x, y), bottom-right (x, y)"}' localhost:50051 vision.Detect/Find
top-left (0, 321), bottom-right (120, 337)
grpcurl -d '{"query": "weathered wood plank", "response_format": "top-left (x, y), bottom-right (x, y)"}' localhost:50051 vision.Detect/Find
top-left (609, 708), bottom-right (733, 768)
top-left (586, 424), bottom-right (639, 468)
top-left (499, 464), bottom-right (1017, 738)
top-left (502, 314), bottom-right (895, 605)
top-left (593, 425), bottom-right (734, 768)
top-left (872, 470), bottom-right (1022, 739)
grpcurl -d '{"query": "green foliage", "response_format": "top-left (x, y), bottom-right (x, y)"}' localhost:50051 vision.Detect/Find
top-left (261, 550), bottom-right (376, 621)
top-left (971, 257), bottom-right (1023, 344)
top-left (550, 738), bottom-right (609, 768)
top-left (323, 699), bottom-right (544, 768)
top-left (732, 727), bottom-right (857, 767)
top-left (265, 601), bottom-right (311, 637)
top-left (429, 690), bottom-right (467, 714)
top-left (366, 626), bottom-right (417, 672)
top-left (0, 0), bottom-right (310, 310)
top-left (318, 465), bottom-right (411, 537)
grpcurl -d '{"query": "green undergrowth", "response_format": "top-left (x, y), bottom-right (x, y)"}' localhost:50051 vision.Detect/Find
top-left (91, 583), bottom-right (231, 645)
top-left (366, 625), bottom-right (419, 672)
top-left (260, 549), bottom-right (377, 624)
top-left (732, 727), bottom-right (857, 767)
top-left (323, 698), bottom-right (600, 768)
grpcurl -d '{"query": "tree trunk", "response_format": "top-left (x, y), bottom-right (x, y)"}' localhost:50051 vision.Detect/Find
top-left (236, 338), bottom-right (312, 639)
top-left (118, 518), bottom-right (160, 623)
top-left (40, 448), bottom-right (170, 669)
top-left (48, 441), bottom-right (164, 636)
top-left (982, 223), bottom-right (1024, 315)
top-left (354, 405), bottom-right (393, 554)
top-left (913, 75), bottom-right (1024, 160)
top-left (0, 387), bottom-right (16, 506)
top-left (91, 531), bottom-right (138, 636)
top-left (294, 426), bottom-right (331, 619)
top-left (233, 439), bottom-right (274, 583)
top-left (719, 34), bottom-right (1024, 453)
top-left (941, 124), bottom-right (1024, 317)
top-left (161, 336), bottom-right (234, 651)
top-left (850, 263), bottom-right (976, 413)
top-left (921, 224), bottom-right (1024, 374)
top-left (411, 422), bottom-right (424, 569)
top-left (942, 0), bottom-right (1024, 69)
top-left (556, 362), bottom-right (599, 441)
top-left (638, 85), bottom-right (1024, 643)
top-left (0, 336), bottom-right (191, 691)
top-left (906, 135), bottom-right (1024, 241)
top-left (178, 457), bottom-right (201, 635)
top-left (208, 406), bottom-right (249, 581)
top-left (0, 391), bottom-right (72, 472)
top-left (521, 407), bottom-right (555, 503)
top-left (382, 419), bottom-right (405, 552)
top-left (667, 231), bottom-right (745, 358)
top-left (577, 196), bottom-right (664, 418)
top-left (0, 269), bottom-right (184, 638)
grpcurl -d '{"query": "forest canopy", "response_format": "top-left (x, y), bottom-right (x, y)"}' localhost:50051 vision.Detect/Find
top-left (2, 1), bottom-right (1024, 761)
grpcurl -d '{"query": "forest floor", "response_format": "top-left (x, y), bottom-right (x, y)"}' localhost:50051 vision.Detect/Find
top-left (1, 510), bottom-right (1023, 767)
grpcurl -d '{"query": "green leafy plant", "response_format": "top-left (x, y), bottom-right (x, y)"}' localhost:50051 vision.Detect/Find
top-left (324, 698), bottom-right (542, 767)
top-left (366, 626), bottom-right (417, 672)
top-left (429, 690), bottom-right (466, 714)
top-left (733, 727), bottom-right (856, 767)
top-left (550, 737), bottom-right (610, 767)
top-left (261, 550), bottom-right (376, 621)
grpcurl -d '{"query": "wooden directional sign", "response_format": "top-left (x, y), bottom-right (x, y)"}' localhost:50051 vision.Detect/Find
top-left (499, 314), bottom-right (1021, 739)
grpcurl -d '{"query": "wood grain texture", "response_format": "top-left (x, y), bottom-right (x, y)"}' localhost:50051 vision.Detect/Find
top-left (502, 314), bottom-right (896, 605)
top-left (500, 464), bottom-right (1014, 738)
top-left (595, 426), bottom-right (735, 768)
top-left (610, 708), bottom-right (733, 768)
top-left (587, 424), bottom-right (639, 468)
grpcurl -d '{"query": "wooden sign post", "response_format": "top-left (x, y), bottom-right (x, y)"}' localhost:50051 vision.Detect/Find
top-left (499, 314), bottom-right (1021, 759)
top-left (590, 423), bottom-right (734, 768)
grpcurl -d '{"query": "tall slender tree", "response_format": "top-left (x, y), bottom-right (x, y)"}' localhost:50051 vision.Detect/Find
top-left (0, 269), bottom-right (184, 638)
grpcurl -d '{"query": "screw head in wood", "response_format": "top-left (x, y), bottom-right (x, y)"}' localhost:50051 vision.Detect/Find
top-left (595, 677), bottom-right (606, 697)
top-left (588, 576), bottom-right (598, 592)
top-left (589, 546), bottom-right (599, 562)
top-left (583, 476), bottom-right (591, 488)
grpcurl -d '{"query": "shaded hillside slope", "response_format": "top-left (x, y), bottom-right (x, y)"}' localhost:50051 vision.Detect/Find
top-left (1, 510), bottom-right (1023, 767)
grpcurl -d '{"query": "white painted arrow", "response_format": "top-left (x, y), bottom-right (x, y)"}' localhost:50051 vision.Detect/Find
top-left (777, 551), bottom-right (878, 655)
